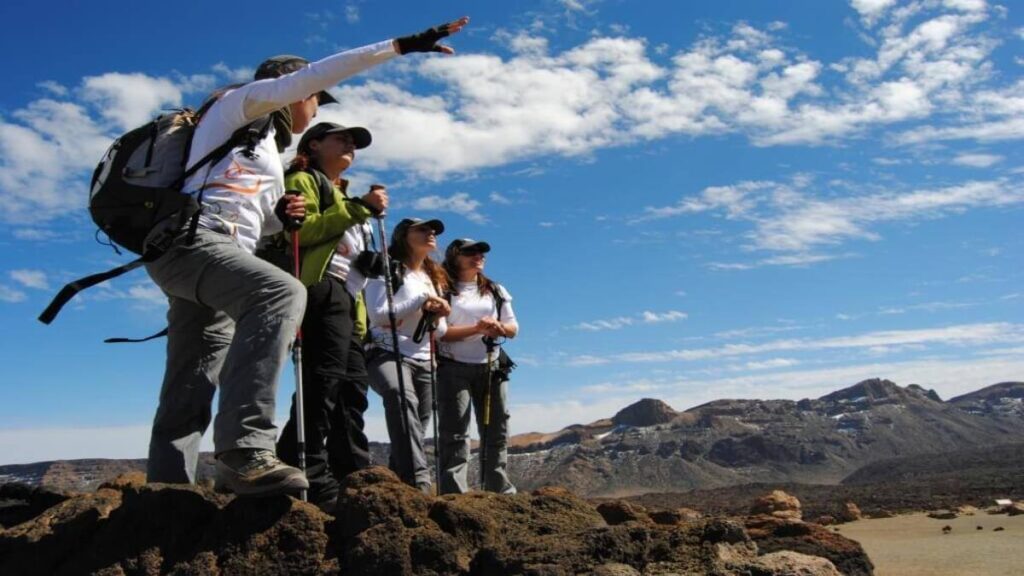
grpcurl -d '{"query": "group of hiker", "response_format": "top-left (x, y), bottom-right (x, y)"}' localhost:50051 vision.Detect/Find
top-left (134, 17), bottom-right (519, 508)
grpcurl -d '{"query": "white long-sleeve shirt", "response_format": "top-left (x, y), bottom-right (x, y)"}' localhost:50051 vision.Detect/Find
top-left (185, 40), bottom-right (398, 253)
top-left (366, 268), bottom-right (448, 360)
top-left (439, 282), bottom-right (517, 364)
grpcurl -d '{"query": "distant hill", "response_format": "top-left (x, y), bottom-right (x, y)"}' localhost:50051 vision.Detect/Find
top-left (503, 378), bottom-right (1024, 496)
top-left (621, 442), bottom-right (1024, 520)
top-left (3, 378), bottom-right (1022, 498)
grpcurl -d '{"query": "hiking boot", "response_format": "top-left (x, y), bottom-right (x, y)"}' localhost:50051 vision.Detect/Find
top-left (214, 449), bottom-right (309, 497)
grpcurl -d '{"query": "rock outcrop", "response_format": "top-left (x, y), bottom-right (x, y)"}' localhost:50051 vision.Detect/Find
top-left (611, 399), bottom-right (677, 427)
top-left (751, 490), bottom-right (803, 521)
top-left (0, 468), bottom-right (869, 576)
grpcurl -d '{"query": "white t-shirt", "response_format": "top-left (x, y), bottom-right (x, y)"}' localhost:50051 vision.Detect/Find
top-left (366, 267), bottom-right (448, 360)
top-left (439, 281), bottom-right (516, 364)
top-left (184, 40), bottom-right (397, 253)
top-left (326, 220), bottom-right (373, 299)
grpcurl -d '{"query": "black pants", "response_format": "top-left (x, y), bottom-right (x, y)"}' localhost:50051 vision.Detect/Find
top-left (277, 276), bottom-right (371, 504)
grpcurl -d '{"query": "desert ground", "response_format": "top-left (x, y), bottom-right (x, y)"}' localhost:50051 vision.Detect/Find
top-left (841, 512), bottom-right (1024, 576)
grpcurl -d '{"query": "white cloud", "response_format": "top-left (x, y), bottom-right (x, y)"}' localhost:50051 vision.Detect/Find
top-left (574, 316), bottom-right (634, 331)
top-left (410, 192), bottom-right (486, 224)
top-left (641, 177), bottom-right (1024, 261)
top-left (12, 228), bottom-right (62, 241)
top-left (80, 72), bottom-right (183, 131)
top-left (641, 310), bottom-right (688, 323)
top-left (489, 191), bottom-right (513, 205)
top-left (345, 4), bottom-right (360, 23)
top-left (0, 99), bottom-right (112, 225)
top-left (37, 80), bottom-right (68, 96)
top-left (569, 322), bottom-right (1024, 365)
top-left (10, 269), bottom-right (49, 290)
top-left (0, 284), bottom-right (27, 303)
top-left (211, 62), bottom-right (254, 83)
top-left (0, 1), bottom-right (1019, 228)
top-left (742, 358), bottom-right (800, 370)
top-left (952, 152), bottom-right (1003, 167)
top-left (573, 310), bottom-right (687, 331)
top-left (850, 0), bottom-right (899, 25)
top-left (88, 279), bottom-right (167, 310)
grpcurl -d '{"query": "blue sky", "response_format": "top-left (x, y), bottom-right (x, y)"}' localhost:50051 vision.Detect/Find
top-left (1, 0), bottom-right (1021, 464)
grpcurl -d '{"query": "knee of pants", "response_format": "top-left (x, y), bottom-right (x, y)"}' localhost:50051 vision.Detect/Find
top-left (281, 275), bottom-right (307, 316)
top-left (256, 273), bottom-right (306, 317)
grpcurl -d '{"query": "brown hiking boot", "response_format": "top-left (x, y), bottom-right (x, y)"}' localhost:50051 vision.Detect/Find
top-left (214, 449), bottom-right (309, 497)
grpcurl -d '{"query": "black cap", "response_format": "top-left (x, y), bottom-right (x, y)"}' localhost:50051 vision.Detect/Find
top-left (394, 218), bottom-right (445, 237)
top-left (254, 55), bottom-right (339, 105)
top-left (445, 238), bottom-right (491, 261)
top-left (297, 122), bottom-right (372, 154)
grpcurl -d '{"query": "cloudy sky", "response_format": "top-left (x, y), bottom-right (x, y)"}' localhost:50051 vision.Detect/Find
top-left (0, 0), bottom-right (1021, 464)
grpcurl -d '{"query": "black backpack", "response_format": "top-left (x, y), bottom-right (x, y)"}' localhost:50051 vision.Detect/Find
top-left (38, 97), bottom-right (273, 326)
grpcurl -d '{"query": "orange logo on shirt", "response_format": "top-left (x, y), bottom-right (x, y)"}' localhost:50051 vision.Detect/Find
top-left (206, 160), bottom-right (263, 195)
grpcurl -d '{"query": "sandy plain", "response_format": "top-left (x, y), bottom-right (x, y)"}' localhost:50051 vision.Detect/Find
top-left (840, 511), bottom-right (1024, 576)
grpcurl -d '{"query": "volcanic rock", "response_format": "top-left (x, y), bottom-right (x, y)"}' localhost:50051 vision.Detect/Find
top-left (612, 399), bottom-right (677, 427)
top-left (837, 502), bottom-right (862, 523)
top-left (0, 468), bottom-right (873, 576)
top-left (751, 490), bottom-right (803, 521)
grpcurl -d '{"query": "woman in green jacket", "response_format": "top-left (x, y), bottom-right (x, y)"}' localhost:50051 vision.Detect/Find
top-left (275, 121), bottom-right (387, 511)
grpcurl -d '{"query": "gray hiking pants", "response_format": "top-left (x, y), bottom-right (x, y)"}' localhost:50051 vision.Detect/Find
top-left (367, 350), bottom-right (433, 490)
top-left (144, 229), bottom-right (306, 484)
top-left (437, 358), bottom-right (516, 495)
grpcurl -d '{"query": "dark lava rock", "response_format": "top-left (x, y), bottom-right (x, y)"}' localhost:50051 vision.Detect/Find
top-left (612, 399), bottom-right (677, 427)
top-left (0, 467), bottom-right (865, 575)
top-left (746, 515), bottom-right (874, 576)
top-left (0, 483), bottom-right (69, 529)
top-left (596, 501), bottom-right (650, 525)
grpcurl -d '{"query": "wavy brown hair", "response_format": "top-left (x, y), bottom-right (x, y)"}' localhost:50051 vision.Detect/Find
top-left (390, 228), bottom-right (449, 295)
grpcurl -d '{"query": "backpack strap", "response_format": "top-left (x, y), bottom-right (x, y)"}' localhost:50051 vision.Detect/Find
top-left (491, 282), bottom-right (506, 322)
top-left (305, 168), bottom-right (336, 211)
top-left (38, 255), bottom-right (156, 324)
top-left (104, 327), bottom-right (169, 344)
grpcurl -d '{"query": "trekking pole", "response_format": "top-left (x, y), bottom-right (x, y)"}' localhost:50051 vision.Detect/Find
top-left (375, 215), bottom-right (418, 485)
top-left (480, 337), bottom-right (496, 491)
top-left (414, 311), bottom-right (441, 491)
top-left (290, 225), bottom-right (308, 503)
top-left (429, 328), bottom-right (442, 492)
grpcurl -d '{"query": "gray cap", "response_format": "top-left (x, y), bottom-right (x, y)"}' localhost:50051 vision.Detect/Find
top-left (297, 122), bottom-right (372, 153)
top-left (445, 238), bottom-right (491, 261)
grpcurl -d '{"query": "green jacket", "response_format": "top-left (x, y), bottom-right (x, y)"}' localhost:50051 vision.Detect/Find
top-left (284, 169), bottom-right (374, 340)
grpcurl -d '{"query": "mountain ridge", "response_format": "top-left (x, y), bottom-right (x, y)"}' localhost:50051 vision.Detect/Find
top-left (3, 379), bottom-right (1022, 497)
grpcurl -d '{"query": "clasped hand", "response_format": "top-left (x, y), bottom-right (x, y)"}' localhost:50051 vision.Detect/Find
top-left (475, 316), bottom-right (505, 338)
top-left (422, 295), bottom-right (451, 316)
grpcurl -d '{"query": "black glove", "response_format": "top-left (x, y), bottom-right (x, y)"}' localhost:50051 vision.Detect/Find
top-left (347, 196), bottom-right (383, 217)
top-left (352, 251), bottom-right (404, 293)
top-left (275, 191), bottom-right (305, 232)
top-left (395, 23), bottom-right (454, 54)
top-left (352, 250), bottom-right (386, 278)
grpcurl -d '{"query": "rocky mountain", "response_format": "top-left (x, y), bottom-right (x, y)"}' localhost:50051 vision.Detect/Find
top-left (3, 379), bottom-right (1022, 499)
top-left (503, 378), bottom-right (1024, 496)
top-left (947, 381), bottom-right (1024, 419)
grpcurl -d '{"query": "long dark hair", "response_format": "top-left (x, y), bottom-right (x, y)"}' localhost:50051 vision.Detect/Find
top-left (443, 251), bottom-right (496, 298)
top-left (390, 228), bottom-right (449, 295)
